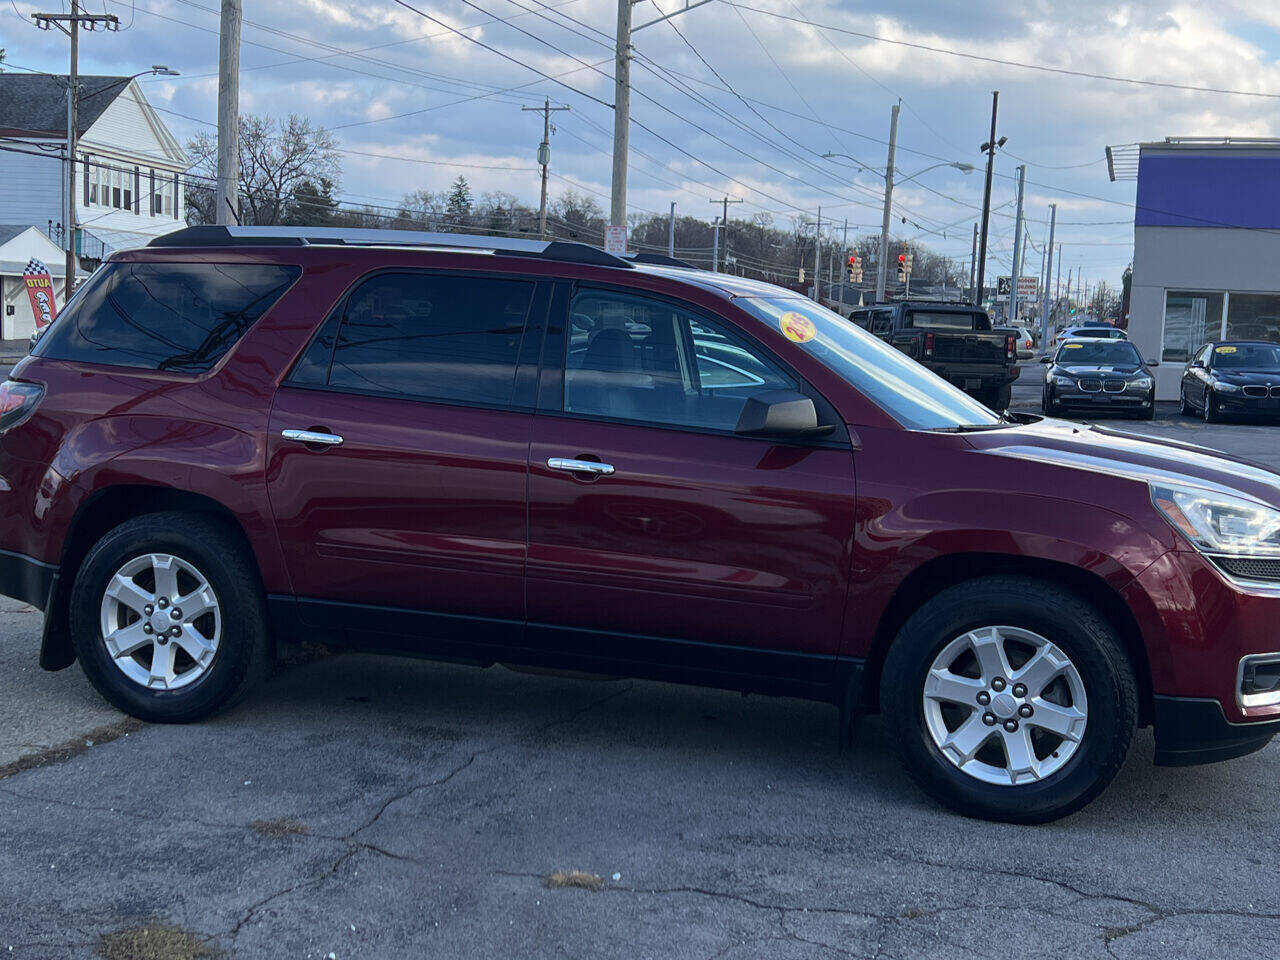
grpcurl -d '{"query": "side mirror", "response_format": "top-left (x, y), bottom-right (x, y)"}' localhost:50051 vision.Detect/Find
top-left (1190, 360), bottom-right (1205, 369)
top-left (1038, 355), bottom-right (1053, 364)
top-left (735, 390), bottom-right (834, 439)
top-left (1147, 359), bottom-right (1160, 367)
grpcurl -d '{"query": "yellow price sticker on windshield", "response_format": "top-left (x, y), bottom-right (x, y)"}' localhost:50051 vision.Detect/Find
top-left (1215, 345), bottom-right (1238, 354)
top-left (1064, 342), bottom-right (1084, 349)
top-left (779, 311), bottom-right (816, 343)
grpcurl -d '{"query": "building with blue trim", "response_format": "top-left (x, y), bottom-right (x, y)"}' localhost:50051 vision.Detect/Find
top-left (1128, 138), bottom-right (1280, 399)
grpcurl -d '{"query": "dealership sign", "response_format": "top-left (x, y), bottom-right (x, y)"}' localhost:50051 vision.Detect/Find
top-left (996, 276), bottom-right (1039, 298)
top-left (22, 258), bottom-right (57, 329)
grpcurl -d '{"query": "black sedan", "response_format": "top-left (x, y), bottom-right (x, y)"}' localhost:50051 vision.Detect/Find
top-left (1181, 340), bottom-right (1280, 422)
top-left (1041, 339), bottom-right (1158, 419)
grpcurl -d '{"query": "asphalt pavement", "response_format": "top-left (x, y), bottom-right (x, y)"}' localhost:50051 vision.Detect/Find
top-left (2, 360), bottom-right (1280, 959)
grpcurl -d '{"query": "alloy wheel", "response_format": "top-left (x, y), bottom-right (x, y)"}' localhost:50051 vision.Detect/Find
top-left (922, 626), bottom-right (1088, 786)
top-left (98, 553), bottom-right (222, 690)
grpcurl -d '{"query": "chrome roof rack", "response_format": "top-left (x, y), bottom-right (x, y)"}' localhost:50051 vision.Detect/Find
top-left (148, 225), bottom-right (633, 268)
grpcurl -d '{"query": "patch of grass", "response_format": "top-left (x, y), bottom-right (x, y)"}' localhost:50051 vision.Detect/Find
top-left (99, 923), bottom-right (213, 960)
top-left (545, 869), bottom-right (606, 891)
top-left (251, 816), bottom-right (309, 837)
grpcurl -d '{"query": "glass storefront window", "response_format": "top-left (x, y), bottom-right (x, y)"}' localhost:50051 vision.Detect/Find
top-left (1225, 293), bottom-right (1280, 343)
top-left (1162, 291), bottom-right (1223, 362)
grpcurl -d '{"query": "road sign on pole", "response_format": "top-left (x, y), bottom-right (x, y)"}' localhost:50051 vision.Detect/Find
top-left (604, 224), bottom-right (627, 255)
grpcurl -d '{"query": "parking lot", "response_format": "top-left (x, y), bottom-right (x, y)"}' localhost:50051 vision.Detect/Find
top-left (3, 360), bottom-right (1280, 959)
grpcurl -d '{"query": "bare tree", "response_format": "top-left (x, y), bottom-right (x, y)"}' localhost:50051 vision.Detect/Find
top-left (186, 114), bottom-right (340, 226)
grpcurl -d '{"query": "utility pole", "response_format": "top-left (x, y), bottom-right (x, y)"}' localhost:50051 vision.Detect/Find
top-left (216, 0), bottom-right (242, 225)
top-left (976, 91), bottom-right (1002, 307)
top-left (1040, 203), bottom-right (1056, 349)
top-left (875, 101), bottom-right (900, 303)
top-left (523, 98), bottom-right (570, 239)
top-left (968, 223), bottom-right (978, 305)
top-left (667, 201), bottom-right (676, 257)
top-left (814, 205), bottom-right (822, 302)
top-left (708, 196), bottom-right (742, 272)
top-left (711, 217), bottom-right (720, 273)
top-left (1009, 164), bottom-right (1026, 323)
top-left (32, 1), bottom-right (118, 290)
top-left (839, 218), bottom-right (848, 313)
top-left (610, 0), bottom-right (711, 249)
top-left (1055, 242), bottom-right (1063, 317)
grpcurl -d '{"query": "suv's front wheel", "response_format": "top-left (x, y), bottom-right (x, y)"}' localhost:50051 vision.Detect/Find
top-left (69, 512), bottom-right (269, 722)
top-left (880, 576), bottom-right (1137, 823)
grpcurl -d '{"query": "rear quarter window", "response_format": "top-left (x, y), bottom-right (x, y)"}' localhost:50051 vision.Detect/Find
top-left (32, 261), bottom-right (301, 371)
top-left (905, 310), bottom-right (991, 331)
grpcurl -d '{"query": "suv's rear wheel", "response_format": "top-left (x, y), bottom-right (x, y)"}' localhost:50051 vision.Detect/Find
top-left (70, 512), bottom-right (269, 722)
top-left (880, 576), bottom-right (1136, 823)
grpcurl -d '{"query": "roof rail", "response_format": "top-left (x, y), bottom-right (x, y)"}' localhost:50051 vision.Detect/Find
top-left (148, 225), bottom-right (634, 269)
top-left (623, 251), bottom-right (700, 269)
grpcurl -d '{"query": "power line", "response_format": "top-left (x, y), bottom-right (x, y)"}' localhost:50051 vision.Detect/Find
top-left (721, 1), bottom-right (1280, 100)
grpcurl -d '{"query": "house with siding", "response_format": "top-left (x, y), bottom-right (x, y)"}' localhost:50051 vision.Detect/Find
top-left (0, 72), bottom-right (187, 283)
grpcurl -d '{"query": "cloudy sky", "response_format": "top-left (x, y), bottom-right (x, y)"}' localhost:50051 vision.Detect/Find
top-left (6, 0), bottom-right (1280, 290)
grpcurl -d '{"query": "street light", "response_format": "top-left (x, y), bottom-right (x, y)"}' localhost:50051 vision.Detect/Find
top-left (822, 152), bottom-right (974, 301)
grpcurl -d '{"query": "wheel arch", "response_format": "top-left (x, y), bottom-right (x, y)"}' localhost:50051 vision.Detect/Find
top-left (40, 485), bottom-right (265, 671)
top-left (860, 552), bottom-right (1154, 725)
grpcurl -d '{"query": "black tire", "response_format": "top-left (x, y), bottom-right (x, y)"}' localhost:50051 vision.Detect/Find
top-left (994, 385), bottom-right (1012, 411)
top-left (1180, 386), bottom-right (1193, 417)
top-left (1141, 392), bottom-right (1157, 420)
top-left (880, 576), bottom-right (1137, 823)
top-left (69, 511), bottom-right (269, 723)
top-left (1041, 389), bottom-right (1060, 417)
top-left (1203, 388), bottom-right (1221, 423)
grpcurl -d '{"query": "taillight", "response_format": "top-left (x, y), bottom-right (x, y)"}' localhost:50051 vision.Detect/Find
top-left (1006, 334), bottom-right (1016, 359)
top-left (924, 332), bottom-right (935, 357)
top-left (0, 381), bottom-right (43, 433)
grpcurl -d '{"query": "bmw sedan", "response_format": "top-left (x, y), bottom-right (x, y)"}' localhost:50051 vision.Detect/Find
top-left (1181, 340), bottom-right (1280, 422)
top-left (1041, 339), bottom-right (1158, 419)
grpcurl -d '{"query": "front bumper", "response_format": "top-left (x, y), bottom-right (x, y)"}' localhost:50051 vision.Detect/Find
top-left (1049, 381), bottom-right (1152, 408)
top-left (1126, 549), bottom-right (1280, 739)
top-left (1153, 695), bottom-right (1280, 766)
top-left (1215, 392), bottom-right (1280, 415)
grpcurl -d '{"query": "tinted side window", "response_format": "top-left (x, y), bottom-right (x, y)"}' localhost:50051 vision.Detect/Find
top-left (327, 273), bottom-right (534, 407)
top-left (870, 310), bottom-right (893, 335)
top-left (33, 262), bottom-right (300, 371)
top-left (564, 290), bottom-right (795, 432)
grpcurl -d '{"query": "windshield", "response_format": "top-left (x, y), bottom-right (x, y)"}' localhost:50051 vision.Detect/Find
top-left (1212, 343), bottom-right (1280, 370)
top-left (1055, 341), bottom-right (1141, 365)
top-left (737, 297), bottom-right (1002, 430)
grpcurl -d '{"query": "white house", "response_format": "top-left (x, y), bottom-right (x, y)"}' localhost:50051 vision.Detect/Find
top-left (0, 73), bottom-right (188, 278)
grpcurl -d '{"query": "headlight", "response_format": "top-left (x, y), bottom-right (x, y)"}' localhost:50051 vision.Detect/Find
top-left (1212, 380), bottom-right (1242, 393)
top-left (1151, 482), bottom-right (1280, 556)
top-left (1130, 377), bottom-right (1153, 389)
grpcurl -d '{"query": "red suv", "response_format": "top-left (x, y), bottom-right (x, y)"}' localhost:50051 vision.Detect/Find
top-left (3, 226), bottom-right (1278, 823)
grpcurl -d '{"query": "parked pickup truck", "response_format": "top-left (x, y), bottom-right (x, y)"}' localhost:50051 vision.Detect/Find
top-left (849, 301), bottom-right (1019, 409)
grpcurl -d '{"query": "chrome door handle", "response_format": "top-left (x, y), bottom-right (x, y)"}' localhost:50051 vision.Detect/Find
top-left (282, 428), bottom-right (344, 447)
top-left (547, 457), bottom-right (615, 476)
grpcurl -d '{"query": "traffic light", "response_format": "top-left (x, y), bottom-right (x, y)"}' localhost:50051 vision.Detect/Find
top-left (897, 253), bottom-right (906, 283)
top-left (847, 254), bottom-right (861, 283)
top-left (798, 267), bottom-right (806, 283)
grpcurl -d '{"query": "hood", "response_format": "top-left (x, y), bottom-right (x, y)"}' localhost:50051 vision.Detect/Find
top-left (1058, 364), bottom-right (1144, 376)
top-left (1212, 369), bottom-right (1280, 385)
top-left (964, 417), bottom-right (1280, 508)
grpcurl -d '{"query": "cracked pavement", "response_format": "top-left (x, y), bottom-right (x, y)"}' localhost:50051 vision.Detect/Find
top-left (1, 363), bottom-right (1278, 958)
top-left (2, 627), bottom-right (1279, 959)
